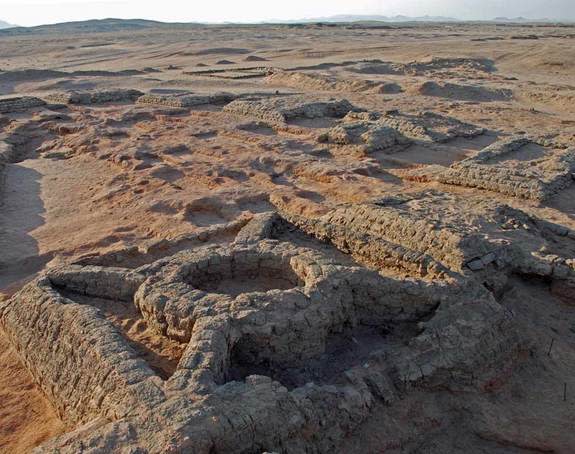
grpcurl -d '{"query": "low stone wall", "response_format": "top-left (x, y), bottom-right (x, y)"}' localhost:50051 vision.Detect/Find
top-left (273, 192), bottom-right (575, 301)
top-left (392, 285), bottom-right (522, 390)
top-left (379, 110), bottom-right (485, 143)
top-left (436, 138), bottom-right (575, 201)
top-left (273, 196), bottom-right (474, 274)
top-left (233, 211), bottom-right (279, 244)
top-left (44, 89), bottom-right (143, 105)
top-left (459, 136), bottom-right (529, 163)
top-left (405, 137), bottom-right (575, 201)
top-left (136, 92), bottom-right (236, 108)
top-left (437, 159), bottom-right (575, 201)
top-left (223, 99), bottom-right (287, 123)
top-left (0, 140), bottom-right (13, 194)
top-left (273, 208), bottom-right (454, 279)
top-left (182, 67), bottom-right (274, 80)
top-left (0, 96), bottom-right (46, 113)
top-left (318, 121), bottom-right (412, 154)
top-left (265, 69), bottom-right (402, 94)
top-left (224, 98), bottom-right (354, 125)
top-left (48, 265), bottom-right (145, 301)
top-left (0, 274), bottom-right (164, 425)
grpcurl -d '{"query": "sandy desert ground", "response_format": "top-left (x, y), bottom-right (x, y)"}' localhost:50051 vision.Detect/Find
top-left (0, 20), bottom-right (575, 453)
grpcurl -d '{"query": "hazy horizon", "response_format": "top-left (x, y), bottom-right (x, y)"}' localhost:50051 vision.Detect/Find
top-left (1, 0), bottom-right (574, 27)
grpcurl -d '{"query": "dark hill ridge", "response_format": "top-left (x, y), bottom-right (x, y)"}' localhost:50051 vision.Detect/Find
top-left (270, 14), bottom-right (460, 23)
top-left (0, 16), bottom-right (572, 37)
top-left (0, 18), bottom-right (202, 36)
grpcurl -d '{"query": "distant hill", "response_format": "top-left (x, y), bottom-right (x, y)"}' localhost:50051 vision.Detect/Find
top-left (0, 20), bottom-right (16, 29)
top-left (0, 16), bottom-right (464, 37)
top-left (0, 18), bottom-right (200, 36)
top-left (0, 15), bottom-right (571, 37)
top-left (270, 14), bottom-right (574, 24)
top-left (491, 17), bottom-right (557, 23)
top-left (269, 14), bottom-right (460, 24)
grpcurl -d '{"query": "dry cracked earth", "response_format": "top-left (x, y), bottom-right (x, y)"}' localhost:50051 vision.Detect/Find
top-left (0, 20), bottom-right (575, 453)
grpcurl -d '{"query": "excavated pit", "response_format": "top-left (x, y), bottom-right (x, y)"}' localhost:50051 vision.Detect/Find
top-left (184, 252), bottom-right (305, 297)
top-left (227, 323), bottom-right (420, 390)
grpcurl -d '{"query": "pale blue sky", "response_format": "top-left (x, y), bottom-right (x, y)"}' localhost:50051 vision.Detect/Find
top-left (1, 0), bottom-right (574, 27)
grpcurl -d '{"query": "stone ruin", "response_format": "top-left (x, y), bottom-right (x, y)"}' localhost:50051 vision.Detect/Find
top-left (1, 89), bottom-right (238, 110)
top-left (347, 57), bottom-right (496, 78)
top-left (136, 92), bottom-right (237, 108)
top-left (416, 80), bottom-right (513, 102)
top-left (223, 97), bottom-right (355, 125)
top-left (45, 89), bottom-right (143, 105)
top-left (0, 137), bottom-right (17, 189)
top-left (273, 190), bottom-right (575, 299)
top-left (378, 110), bottom-right (485, 143)
top-left (317, 119), bottom-right (411, 154)
top-left (310, 108), bottom-right (486, 150)
top-left (265, 69), bottom-right (403, 94)
top-left (2, 85), bottom-right (573, 453)
top-left (0, 207), bottom-right (526, 452)
top-left (408, 136), bottom-right (575, 201)
top-left (314, 109), bottom-right (485, 154)
top-left (0, 129), bottom-right (30, 180)
top-left (0, 96), bottom-right (46, 113)
top-left (2, 90), bottom-right (360, 138)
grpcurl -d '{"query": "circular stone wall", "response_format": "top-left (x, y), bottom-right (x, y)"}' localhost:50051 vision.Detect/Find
top-left (183, 251), bottom-right (304, 297)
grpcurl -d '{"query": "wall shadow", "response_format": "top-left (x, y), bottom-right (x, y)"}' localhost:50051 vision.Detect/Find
top-left (0, 164), bottom-right (47, 293)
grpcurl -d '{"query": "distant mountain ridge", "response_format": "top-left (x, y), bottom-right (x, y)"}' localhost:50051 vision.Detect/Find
top-left (0, 18), bottom-right (200, 35)
top-left (491, 16), bottom-right (555, 23)
top-left (270, 14), bottom-right (571, 24)
top-left (0, 15), bottom-right (572, 36)
top-left (269, 14), bottom-right (461, 23)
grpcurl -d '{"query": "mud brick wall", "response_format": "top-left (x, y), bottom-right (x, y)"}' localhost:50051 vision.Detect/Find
top-left (0, 236), bottom-right (526, 452)
top-left (45, 89), bottom-right (143, 105)
top-left (48, 265), bottom-right (145, 301)
top-left (437, 164), bottom-right (544, 200)
top-left (224, 98), bottom-right (354, 125)
top-left (436, 138), bottom-right (575, 201)
top-left (233, 212), bottom-right (279, 244)
top-left (0, 96), bottom-right (46, 113)
top-left (275, 201), bottom-right (479, 273)
top-left (136, 92), bottom-right (236, 108)
top-left (0, 276), bottom-right (164, 425)
top-left (136, 94), bottom-right (211, 108)
top-left (224, 99), bottom-right (288, 124)
top-left (379, 111), bottom-right (485, 143)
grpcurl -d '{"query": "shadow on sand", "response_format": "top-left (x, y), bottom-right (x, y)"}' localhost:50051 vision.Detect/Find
top-left (0, 164), bottom-right (49, 293)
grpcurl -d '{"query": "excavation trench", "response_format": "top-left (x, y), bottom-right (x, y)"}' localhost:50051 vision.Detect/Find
top-left (58, 289), bottom-right (186, 380)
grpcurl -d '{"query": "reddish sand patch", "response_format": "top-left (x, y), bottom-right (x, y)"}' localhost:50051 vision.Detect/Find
top-left (0, 335), bottom-right (65, 453)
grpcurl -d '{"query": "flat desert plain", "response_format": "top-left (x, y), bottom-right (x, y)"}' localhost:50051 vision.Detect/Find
top-left (0, 20), bottom-right (575, 453)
